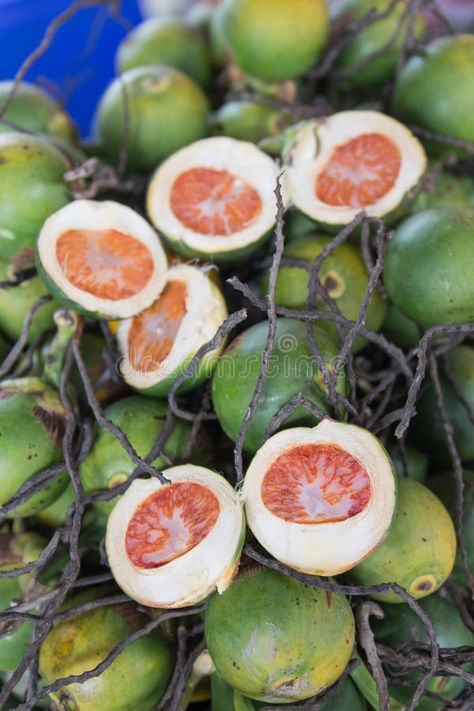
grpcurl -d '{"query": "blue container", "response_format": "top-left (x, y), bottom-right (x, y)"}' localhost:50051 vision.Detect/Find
top-left (0, 0), bottom-right (142, 137)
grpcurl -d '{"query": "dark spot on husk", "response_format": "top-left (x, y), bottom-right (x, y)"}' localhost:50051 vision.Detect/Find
top-left (0, 534), bottom-right (23, 566)
top-left (416, 580), bottom-right (434, 592)
top-left (115, 602), bottom-right (148, 631)
top-left (33, 406), bottom-right (66, 446)
top-left (436, 677), bottom-right (450, 692)
top-left (323, 275), bottom-right (339, 292)
top-left (421, 537), bottom-right (428, 542)
top-left (11, 246), bottom-right (35, 272)
top-left (325, 591), bottom-right (333, 608)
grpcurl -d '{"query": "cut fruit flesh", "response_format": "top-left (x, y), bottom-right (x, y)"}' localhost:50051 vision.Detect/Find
top-left (147, 137), bottom-right (281, 259)
top-left (125, 481), bottom-right (220, 569)
top-left (285, 111), bottom-right (427, 226)
top-left (106, 465), bottom-right (245, 608)
top-left (242, 420), bottom-right (397, 576)
top-left (36, 200), bottom-right (168, 320)
top-left (170, 168), bottom-right (262, 236)
top-left (262, 444), bottom-right (371, 524)
top-left (316, 133), bottom-right (401, 209)
top-left (117, 263), bottom-right (228, 393)
top-left (56, 229), bottom-right (154, 301)
top-left (127, 280), bottom-right (187, 372)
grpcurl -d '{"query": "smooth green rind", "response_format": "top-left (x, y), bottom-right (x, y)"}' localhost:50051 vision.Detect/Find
top-left (348, 478), bottom-right (456, 603)
top-left (0, 533), bottom-right (47, 672)
top-left (39, 592), bottom-right (175, 711)
top-left (382, 303), bottom-right (420, 350)
top-left (0, 382), bottom-right (68, 517)
top-left (117, 17), bottom-right (212, 87)
top-left (98, 66), bottom-right (209, 172)
top-left (221, 0), bottom-right (329, 82)
top-left (388, 445), bottom-right (428, 483)
top-left (0, 262), bottom-right (59, 343)
top-left (209, 1), bottom-right (231, 66)
top-left (79, 396), bottom-right (191, 515)
top-left (128, 349), bottom-right (221, 397)
top-left (323, 678), bottom-right (366, 711)
top-left (430, 470), bottom-right (474, 588)
top-left (267, 234), bottom-right (387, 352)
top-left (284, 209), bottom-right (319, 242)
top-left (331, 0), bottom-right (425, 89)
top-left (383, 208), bottom-right (474, 327)
top-left (411, 345), bottom-right (474, 464)
top-left (0, 133), bottom-right (70, 266)
top-left (393, 35), bottom-right (474, 152)
top-left (411, 166), bottom-right (474, 214)
top-left (212, 101), bottom-right (292, 144)
top-left (211, 318), bottom-right (345, 454)
top-left (205, 568), bottom-right (355, 703)
top-left (0, 81), bottom-right (77, 141)
top-left (350, 656), bottom-right (404, 711)
top-left (159, 226), bottom-right (273, 264)
top-left (373, 594), bottom-right (474, 710)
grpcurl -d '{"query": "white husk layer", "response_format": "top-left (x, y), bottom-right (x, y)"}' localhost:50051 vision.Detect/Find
top-left (37, 199), bottom-right (168, 318)
top-left (146, 136), bottom-right (282, 254)
top-left (242, 419), bottom-right (397, 576)
top-left (116, 263), bottom-right (228, 389)
top-left (106, 465), bottom-right (245, 608)
top-left (285, 111), bottom-right (427, 224)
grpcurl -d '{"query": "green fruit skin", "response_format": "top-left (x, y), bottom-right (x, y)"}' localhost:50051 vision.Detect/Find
top-left (222, 0), bottom-right (330, 82)
top-left (0, 532), bottom-right (47, 672)
top-left (388, 445), bottom-right (428, 483)
top-left (331, 0), bottom-right (425, 89)
top-left (80, 395), bottom-right (192, 515)
top-left (284, 209), bottom-right (319, 242)
top-left (211, 318), bottom-right (345, 454)
top-left (373, 594), bottom-right (474, 711)
top-left (39, 591), bottom-right (175, 711)
top-left (215, 672), bottom-right (367, 711)
top-left (393, 36), bottom-right (474, 151)
top-left (0, 133), bottom-right (70, 266)
top-left (411, 345), bottom-right (474, 464)
top-left (117, 17), bottom-right (212, 87)
top-left (209, 1), bottom-right (231, 66)
top-left (348, 478), bottom-right (456, 603)
top-left (205, 568), bottom-right (355, 704)
top-left (98, 66), bottom-right (209, 172)
top-left (0, 382), bottom-right (69, 517)
top-left (0, 81), bottom-right (77, 142)
top-left (383, 208), bottom-right (474, 327)
top-left (382, 303), bottom-right (420, 350)
top-left (267, 233), bottom-right (387, 352)
top-left (160, 226), bottom-right (273, 265)
top-left (212, 101), bottom-right (292, 144)
top-left (411, 167), bottom-right (474, 214)
top-left (0, 262), bottom-right (59, 343)
top-left (430, 470), bottom-right (474, 588)
top-left (128, 349), bottom-right (220, 397)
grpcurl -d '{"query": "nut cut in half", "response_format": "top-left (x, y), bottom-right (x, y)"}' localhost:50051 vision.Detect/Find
top-left (106, 465), bottom-right (245, 608)
top-left (284, 111), bottom-right (427, 228)
top-left (36, 200), bottom-right (168, 320)
top-left (117, 263), bottom-right (228, 396)
top-left (147, 136), bottom-right (281, 263)
top-left (242, 420), bottom-right (397, 576)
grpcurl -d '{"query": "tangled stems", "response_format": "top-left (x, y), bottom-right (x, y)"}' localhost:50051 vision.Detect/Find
top-left (0, 1), bottom-right (473, 709)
